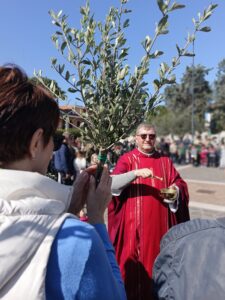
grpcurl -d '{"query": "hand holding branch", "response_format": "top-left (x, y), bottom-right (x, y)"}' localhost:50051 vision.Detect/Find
top-left (68, 166), bottom-right (112, 224)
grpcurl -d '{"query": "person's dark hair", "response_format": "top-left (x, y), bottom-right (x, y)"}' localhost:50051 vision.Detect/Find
top-left (0, 64), bottom-right (60, 165)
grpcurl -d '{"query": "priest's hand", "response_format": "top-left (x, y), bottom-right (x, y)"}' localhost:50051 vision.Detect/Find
top-left (134, 168), bottom-right (153, 178)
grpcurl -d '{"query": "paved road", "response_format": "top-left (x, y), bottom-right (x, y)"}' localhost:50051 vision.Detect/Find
top-left (177, 165), bottom-right (225, 219)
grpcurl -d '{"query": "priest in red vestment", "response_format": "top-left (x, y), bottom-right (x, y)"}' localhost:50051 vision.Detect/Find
top-left (108, 123), bottom-right (190, 300)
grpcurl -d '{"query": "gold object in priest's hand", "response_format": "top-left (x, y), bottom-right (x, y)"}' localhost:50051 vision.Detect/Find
top-left (160, 188), bottom-right (177, 201)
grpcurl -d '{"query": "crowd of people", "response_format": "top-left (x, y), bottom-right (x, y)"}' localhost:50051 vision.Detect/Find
top-left (156, 136), bottom-right (225, 168)
top-left (98, 135), bottom-right (225, 170)
top-left (1, 64), bottom-right (225, 300)
top-left (47, 130), bottom-right (225, 187)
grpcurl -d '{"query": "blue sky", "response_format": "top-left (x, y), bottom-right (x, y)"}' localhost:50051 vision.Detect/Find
top-left (0, 0), bottom-right (224, 104)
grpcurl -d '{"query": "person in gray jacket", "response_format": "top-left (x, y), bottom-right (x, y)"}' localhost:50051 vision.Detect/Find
top-left (153, 217), bottom-right (225, 300)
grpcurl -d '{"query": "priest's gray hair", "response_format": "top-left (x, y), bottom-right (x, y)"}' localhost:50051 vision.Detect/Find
top-left (135, 123), bottom-right (157, 135)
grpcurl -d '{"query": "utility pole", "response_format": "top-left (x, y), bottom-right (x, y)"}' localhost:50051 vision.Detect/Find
top-left (191, 40), bottom-right (195, 142)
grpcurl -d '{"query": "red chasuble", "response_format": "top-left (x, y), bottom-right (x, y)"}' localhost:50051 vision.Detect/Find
top-left (108, 148), bottom-right (189, 300)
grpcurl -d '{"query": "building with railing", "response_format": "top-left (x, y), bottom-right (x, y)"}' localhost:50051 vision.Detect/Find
top-left (58, 105), bottom-right (85, 130)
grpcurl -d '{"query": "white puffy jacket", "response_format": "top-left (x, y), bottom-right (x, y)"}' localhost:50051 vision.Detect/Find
top-left (0, 169), bottom-right (73, 300)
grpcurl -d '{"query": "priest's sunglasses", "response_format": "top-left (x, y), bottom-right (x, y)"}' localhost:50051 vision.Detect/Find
top-left (137, 134), bottom-right (156, 140)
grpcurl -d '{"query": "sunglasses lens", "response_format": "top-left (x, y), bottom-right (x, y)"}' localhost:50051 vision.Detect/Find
top-left (140, 134), bottom-right (156, 140)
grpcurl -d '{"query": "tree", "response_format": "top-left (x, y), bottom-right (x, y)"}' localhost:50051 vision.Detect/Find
top-left (146, 106), bottom-right (172, 136)
top-left (31, 75), bottom-right (67, 101)
top-left (163, 64), bottom-right (212, 134)
top-left (146, 105), bottom-right (191, 136)
top-left (210, 59), bottom-right (225, 133)
top-left (36, 0), bottom-right (217, 155)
